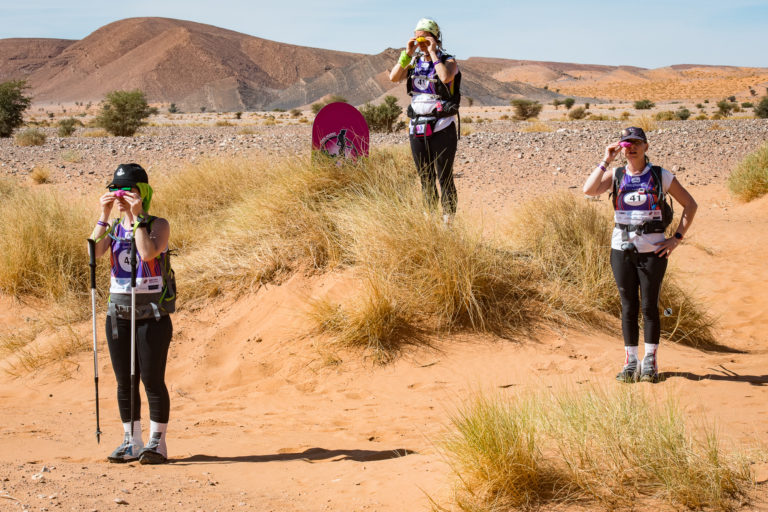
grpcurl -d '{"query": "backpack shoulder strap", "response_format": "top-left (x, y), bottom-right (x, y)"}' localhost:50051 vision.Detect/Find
top-left (611, 166), bottom-right (625, 207)
top-left (650, 165), bottom-right (664, 198)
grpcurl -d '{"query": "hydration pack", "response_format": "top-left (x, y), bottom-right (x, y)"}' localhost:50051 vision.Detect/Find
top-left (406, 53), bottom-right (462, 137)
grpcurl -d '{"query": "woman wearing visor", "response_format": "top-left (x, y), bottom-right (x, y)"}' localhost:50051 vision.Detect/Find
top-left (583, 127), bottom-right (697, 383)
top-left (389, 17), bottom-right (460, 224)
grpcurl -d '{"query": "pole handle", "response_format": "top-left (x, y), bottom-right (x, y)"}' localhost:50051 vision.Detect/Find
top-left (130, 236), bottom-right (138, 288)
top-left (87, 239), bottom-right (97, 290)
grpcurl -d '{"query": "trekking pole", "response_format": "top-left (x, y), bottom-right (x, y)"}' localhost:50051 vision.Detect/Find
top-left (129, 234), bottom-right (138, 445)
top-left (87, 239), bottom-right (102, 444)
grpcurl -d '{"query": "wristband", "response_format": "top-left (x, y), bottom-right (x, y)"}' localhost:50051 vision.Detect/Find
top-left (398, 50), bottom-right (412, 69)
top-left (96, 220), bottom-right (109, 228)
top-left (597, 163), bottom-right (606, 172)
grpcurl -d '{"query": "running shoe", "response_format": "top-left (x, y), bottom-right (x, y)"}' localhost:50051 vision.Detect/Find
top-left (139, 432), bottom-right (168, 465)
top-left (640, 354), bottom-right (659, 383)
top-left (107, 433), bottom-right (143, 463)
top-left (615, 359), bottom-right (639, 383)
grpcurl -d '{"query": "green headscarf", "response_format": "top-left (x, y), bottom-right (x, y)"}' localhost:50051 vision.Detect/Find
top-left (136, 182), bottom-right (153, 213)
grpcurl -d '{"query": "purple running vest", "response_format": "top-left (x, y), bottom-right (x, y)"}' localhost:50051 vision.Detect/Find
top-left (109, 221), bottom-right (165, 295)
top-left (613, 165), bottom-right (663, 226)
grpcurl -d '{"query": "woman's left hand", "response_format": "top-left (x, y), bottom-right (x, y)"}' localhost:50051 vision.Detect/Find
top-left (121, 191), bottom-right (144, 220)
top-left (426, 36), bottom-right (438, 55)
top-left (654, 237), bottom-right (680, 258)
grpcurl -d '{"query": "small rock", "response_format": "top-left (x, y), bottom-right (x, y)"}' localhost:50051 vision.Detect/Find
top-left (114, 497), bottom-right (129, 505)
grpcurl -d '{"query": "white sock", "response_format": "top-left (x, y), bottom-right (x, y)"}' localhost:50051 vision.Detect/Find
top-left (643, 344), bottom-right (659, 371)
top-left (624, 345), bottom-right (639, 364)
top-left (149, 421), bottom-right (168, 457)
top-left (122, 421), bottom-right (143, 447)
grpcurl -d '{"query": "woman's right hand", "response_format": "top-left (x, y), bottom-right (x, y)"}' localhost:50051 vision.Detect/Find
top-left (99, 192), bottom-right (116, 216)
top-left (603, 142), bottom-right (621, 164)
top-left (406, 37), bottom-right (418, 56)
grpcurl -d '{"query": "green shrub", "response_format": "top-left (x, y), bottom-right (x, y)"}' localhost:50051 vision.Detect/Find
top-left (695, 114), bottom-right (708, 120)
top-left (696, 103), bottom-right (704, 109)
top-left (654, 110), bottom-right (676, 121)
top-left (568, 106), bottom-right (586, 120)
top-left (359, 95), bottom-right (402, 133)
top-left (15, 128), bottom-right (46, 146)
top-left (95, 89), bottom-right (156, 136)
top-left (57, 117), bottom-right (80, 137)
top-left (551, 98), bottom-right (562, 109)
top-left (0, 80), bottom-right (32, 137)
top-left (728, 142), bottom-right (768, 202)
top-left (634, 99), bottom-right (655, 110)
top-left (584, 102), bottom-right (590, 109)
top-left (563, 98), bottom-right (575, 109)
top-left (727, 95), bottom-right (736, 102)
top-left (716, 100), bottom-right (737, 117)
top-left (510, 99), bottom-right (542, 120)
top-left (290, 108), bottom-right (301, 117)
top-left (234, 111), bottom-right (242, 120)
top-left (675, 107), bottom-right (691, 120)
top-left (168, 103), bottom-right (178, 113)
top-left (754, 96), bottom-right (768, 119)
top-left (741, 102), bottom-right (753, 109)
top-left (462, 116), bottom-right (473, 123)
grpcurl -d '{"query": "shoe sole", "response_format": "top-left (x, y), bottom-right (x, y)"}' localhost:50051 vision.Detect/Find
top-left (639, 374), bottom-right (659, 383)
top-left (107, 455), bottom-right (138, 464)
top-left (139, 451), bottom-right (168, 465)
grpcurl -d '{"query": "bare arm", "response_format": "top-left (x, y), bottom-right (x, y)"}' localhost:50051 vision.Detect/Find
top-left (389, 38), bottom-right (417, 82)
top-left (426, 37), bottom-right (457, 84)
top-left (583, 142), bottom-right (622, 196)
top-left (91, 192), bottom-right (116, 258)
top-left (653, 178), bottom-right (697, 258)
top-left (133, 217), bottom-right (170, 261)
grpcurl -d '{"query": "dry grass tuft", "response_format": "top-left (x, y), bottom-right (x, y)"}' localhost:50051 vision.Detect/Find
top-left (510, 192), bottom-right (717, 348)
top-left (439, 386), bottom-right (754, 511)
top-left (29, 166), bottom-right (51, 184)
top-left (631, 115), bottom-right (658, 133)
top-left (15, 128), bottom-right (47, 146)
top-left (79, 128), bottom-right (109, 137)
top-left (520, 120), bottom-right (553, 133)
top-left (728, 142), bottom-right (768, 202)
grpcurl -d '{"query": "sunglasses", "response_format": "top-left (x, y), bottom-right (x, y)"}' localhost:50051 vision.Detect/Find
top-left (109, 186), bottom-right (132, 192)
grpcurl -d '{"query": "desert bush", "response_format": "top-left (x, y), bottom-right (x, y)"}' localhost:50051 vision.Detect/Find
top-left (234, 111), bottom-right (242, 120)
top-left (510, 99), bottom-right (542, 120)
top-left (359, 95), bottom-right (402, 133)
top-left (754, 96), bottom-right (768, 119)
top-left (716, 100), bottom-right (737, 117)
top-left (15, 128), bottom-right (46, 146)
top-left (711, 113), bottom-right (724, 120)
top-left (461, 116), bottom-right (473, 124)
top-left (168, 103), bottom-right (179, 113)
top-left (563, 98), bottom-right (575, 109)
top-left (460, 125), bottom-right (473, 137)
top-left (727, 95), bottom-right (736, 102)
top-left (696, 103), bottom-right (704, 109)
top-left (584, 102), bottom-right (590, 109)
top-left (80, 128), bottom-right (109, 137)
top-left (695, 114), bottom-right (709, 120)
top-left (654, 110), bottom-right (676, 121)
top-left (57, 117), bottom-right (80, 137)
top-left (728, 142), bottom-right (768, 202)
top-left (95, 89), bottom-right (156, 136)
top-left (440, 386), bottom-right (753, 511)
top-left (551, 98), bottom-right (562, 109)
top-left (510, 192), bottom-right (715, 346)
top-left (290, 108), bottom-right (301, 117)
top-left (215, 120), bottom-right (233, 127)
top-left (29, 166), bottom-right (51, 184)
top-left (634, 99), bottom-right (655, 110)
top-left (0, 79), bottom-right (31, 137)
top-left (741, 102), bottom-right (753, 109)
top-left (499, 114), bottom-right (509, 120)
top-left (586, 114), bottom-right (612, 121)
top-left (568, 106), bottom-right (587, 120)
top-left (675, 107), bottom-right (691, 120)
top-left (632, 115), bottom-right (658, 133)
top-left (619, 111), bottom-right (631, 120)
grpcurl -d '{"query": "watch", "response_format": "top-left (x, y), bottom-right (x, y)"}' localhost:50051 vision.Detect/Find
top-left (673, 232), bottom-right (683, 240)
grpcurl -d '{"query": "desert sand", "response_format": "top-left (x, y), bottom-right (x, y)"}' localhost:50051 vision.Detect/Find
top-left (1, 111), bottom-right (768, 511)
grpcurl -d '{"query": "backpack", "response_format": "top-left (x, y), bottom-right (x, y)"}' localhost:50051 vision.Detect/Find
top-left (611, 165), bottom-right (674, 232)
top-left (406, 53), bottom-right (463, 138)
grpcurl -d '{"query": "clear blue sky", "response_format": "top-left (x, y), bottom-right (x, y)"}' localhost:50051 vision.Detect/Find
top-left (1, 0), bottom-right (766, 68)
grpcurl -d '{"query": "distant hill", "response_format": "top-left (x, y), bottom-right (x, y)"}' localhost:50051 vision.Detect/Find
top-left (2, 17), bottom-right (765, 109)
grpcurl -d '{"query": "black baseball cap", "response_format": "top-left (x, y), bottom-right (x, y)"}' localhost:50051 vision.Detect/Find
top-left (106, 163), bottom-right (148, 189)
top-left (619, 127), bottom-right (647, 143)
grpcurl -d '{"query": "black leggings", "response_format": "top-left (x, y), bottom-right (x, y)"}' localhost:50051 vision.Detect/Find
top-left (106, 315), bottom-right (173, 423)
top-left (610, 249), bottom-right (668, 347)
top-left (409, 124), bottom-right (458, 214)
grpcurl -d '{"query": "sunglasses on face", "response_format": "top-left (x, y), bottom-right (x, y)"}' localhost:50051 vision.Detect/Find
top-left (109, 186), bottom-right (132, 192)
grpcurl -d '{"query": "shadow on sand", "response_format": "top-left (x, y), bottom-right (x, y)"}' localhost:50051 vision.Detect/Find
top-left (660, 364), bottom-right (768, 386)
top-left (171, 447), bottom-right (417, 465)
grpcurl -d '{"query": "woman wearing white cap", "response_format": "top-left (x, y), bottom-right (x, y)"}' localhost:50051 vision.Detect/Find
top-left (389, 18), bottom-right (461, 224)
top-left (583, 127), bottom-right (697, 383)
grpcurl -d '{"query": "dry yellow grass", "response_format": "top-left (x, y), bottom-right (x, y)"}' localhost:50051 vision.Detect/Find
top-left (29, 166), bottom-right (51, 184)
top-left (519, 120), bottom-right (553, 133)
top-left (15, 128), bottom-right (47, 146)
top-left (728, 142), bottom-right (768, 202)
top-left (438, 386), bottom-right (754, 511)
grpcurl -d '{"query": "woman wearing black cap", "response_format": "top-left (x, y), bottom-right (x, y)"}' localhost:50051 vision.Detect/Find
top-left (389, 17), bottom-right (460, 224)
top-left (583, 127), bottom-right (697, 383)
top-left (91, 163), bottom-right (174, 464)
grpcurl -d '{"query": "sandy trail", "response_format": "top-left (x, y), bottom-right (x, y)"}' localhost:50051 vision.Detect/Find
top-left (2, 170), bottom-right (768, 509)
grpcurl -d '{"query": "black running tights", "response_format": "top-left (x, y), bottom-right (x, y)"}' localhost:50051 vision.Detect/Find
top-left (610, 249), bottom-right (668, 347)
top-left (106, 315), bottom-right (173, 423)
top-left (409, 124), bottom-right (458, 215)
